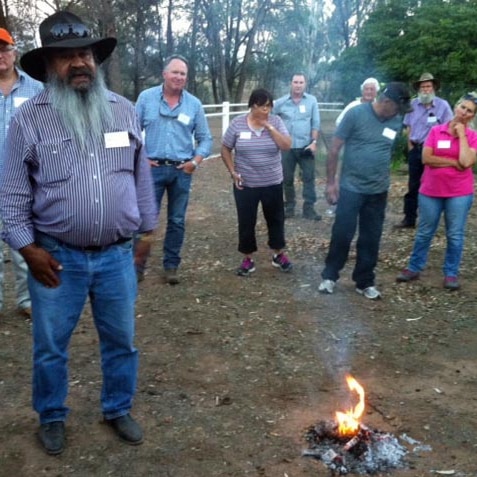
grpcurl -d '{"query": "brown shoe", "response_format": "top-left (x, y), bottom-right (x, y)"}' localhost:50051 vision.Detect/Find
top-left (165, 268), bottom-right (179, 285)
top-left (394, 219), bottom-right (415, 229)
top-left (18, 307), bottom-right (32, 318)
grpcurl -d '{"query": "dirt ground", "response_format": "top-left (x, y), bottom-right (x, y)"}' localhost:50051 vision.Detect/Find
top-left (1, 157), bottom-right (477, 477)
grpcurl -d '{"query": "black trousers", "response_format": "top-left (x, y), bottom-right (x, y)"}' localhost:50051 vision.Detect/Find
top-left (403, 144), bottom-right (424, 224)
top-left (233, 183), bottom-right (286, 254)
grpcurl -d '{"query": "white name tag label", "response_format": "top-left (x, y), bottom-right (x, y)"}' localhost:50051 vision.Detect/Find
top-left (299, 105), bottom-right (306, 113)
top-left (240, 131), bottom-right (252, 139)
top-left (14, 97), bottom-right (29, 108)
top-left (382, 128), bottom-right (397, 140)
top-left (104, 131), bottom-right (130, 148)
top-left (427, 116), bottom-right (437, 124)
top-left (178, 113), bottom-right (191, 125)
top-left (437, 140), bottom-right (451, 149)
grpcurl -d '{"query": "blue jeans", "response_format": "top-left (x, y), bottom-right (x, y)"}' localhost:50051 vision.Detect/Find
top-left (151, 166), bottom-right (192, 270)
top-left (0, 245), bottom-right (31, 311)
top-left (30, 233), bottom-right (138, 424)
top-left (282, 149), bottom-right (317, 212)
top-left (0, 218), bottom-right (30, 311)
top-left (321, 187), bottom-right (387, 289)
top-left (407, 193), bottom-right (473, 277)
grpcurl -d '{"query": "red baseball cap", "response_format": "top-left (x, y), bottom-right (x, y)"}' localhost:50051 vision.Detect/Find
top-left (0, 28), bottom-right (14, 45)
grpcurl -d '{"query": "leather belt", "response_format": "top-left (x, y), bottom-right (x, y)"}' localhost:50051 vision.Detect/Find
top-left (150, 158), bottom-right (192, 166)
top-left (410, 141), bottom-right (423, 147)
top-left (65, 237), bottom-right (131, 252)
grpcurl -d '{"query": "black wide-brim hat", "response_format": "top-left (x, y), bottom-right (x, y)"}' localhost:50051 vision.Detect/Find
top-left (20, 11), bottom-right (117, 82)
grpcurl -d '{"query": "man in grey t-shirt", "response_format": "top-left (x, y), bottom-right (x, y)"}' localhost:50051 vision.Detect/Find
top-left (318, 82), bottom-right (412, 300)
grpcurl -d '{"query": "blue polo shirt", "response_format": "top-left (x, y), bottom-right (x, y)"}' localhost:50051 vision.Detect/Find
top-left (0, 68), bottom-right (43, 175)
top-left (135, 85), bottom-right (212, 160)
top-left (273, 92), bottom-right (320, 148)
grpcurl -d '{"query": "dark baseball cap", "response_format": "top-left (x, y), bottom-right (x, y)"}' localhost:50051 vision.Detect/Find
top-left (382, 82), bottom-right (413, 115)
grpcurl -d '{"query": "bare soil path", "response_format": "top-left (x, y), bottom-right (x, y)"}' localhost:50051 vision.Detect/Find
top-left (1, 158), bottom-right (477, 477)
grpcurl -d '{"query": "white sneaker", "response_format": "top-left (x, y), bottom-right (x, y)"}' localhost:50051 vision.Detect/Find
top-left (356, 286), bottom-right (381, 300)
top-left (318, 279), bottom-right (335, 294)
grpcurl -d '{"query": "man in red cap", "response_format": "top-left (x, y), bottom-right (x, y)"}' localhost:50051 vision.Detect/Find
top-left (0, 27), bottom-right (42, 319)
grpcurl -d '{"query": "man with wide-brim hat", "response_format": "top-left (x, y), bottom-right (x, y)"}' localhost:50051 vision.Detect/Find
top-left (0, 10), bottom-right (157, 455)
top-left (20, 10), bottom-right (117, 82)
top-left (412, 72), bottom-right (440, 91)
top-left (394, 72), bottom-right (453, 229)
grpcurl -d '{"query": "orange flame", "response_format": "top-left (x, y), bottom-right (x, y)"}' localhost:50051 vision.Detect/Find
top-left (335, 375), bottom-right (365, 435)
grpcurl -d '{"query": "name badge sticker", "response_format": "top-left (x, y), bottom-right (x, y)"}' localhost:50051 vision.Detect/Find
top-left (240, 131), bottom-right (252, 140)
top-left (104, 131), bottom-right (130, 148)
top-left (427, 116), bottom-right (437, 125)
top-left (13, 97), bottom-right (29, 108)
top-left (382, 128), bottom-right (397, 140)
top-left (437, 140), bottom-right (451, 149)
top-left (299, 105), bottom-right (306, 113)
top-left (177, 113), bottom-right (191, 125)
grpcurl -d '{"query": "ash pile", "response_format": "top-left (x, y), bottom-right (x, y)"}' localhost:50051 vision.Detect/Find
top-left (303, 420), bottom-right (408, 475)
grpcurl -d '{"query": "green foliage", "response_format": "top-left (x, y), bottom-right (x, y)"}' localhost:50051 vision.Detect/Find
top-left (334, 0), bottom-right (477, 103)
top-left (391, 130), bottom-right (408, 172)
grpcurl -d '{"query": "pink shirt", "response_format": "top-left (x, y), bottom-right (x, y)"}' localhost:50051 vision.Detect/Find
top-left (420, 123), bottom-right (477, 197)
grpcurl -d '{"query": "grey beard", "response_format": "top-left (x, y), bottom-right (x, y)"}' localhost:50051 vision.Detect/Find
top-left (48, 69), bottom-right (112, 148)
top-left (418, 92), bottom-right (435, 105)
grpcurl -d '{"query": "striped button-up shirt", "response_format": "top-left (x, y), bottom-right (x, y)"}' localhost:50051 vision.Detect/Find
top-left (136, 85), bottom-right (212, 160)
top-left (0, 88), bottom-right (157, 249)
top-left (0, 68), bottom-right (43, 176)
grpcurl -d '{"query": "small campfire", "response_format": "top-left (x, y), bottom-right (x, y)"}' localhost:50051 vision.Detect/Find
top-left (303, 375), bottom-right (408, 474)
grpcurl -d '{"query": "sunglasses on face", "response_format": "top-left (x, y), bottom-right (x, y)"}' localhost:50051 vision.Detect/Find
top-left (464, 93), bottom-right (477, 105)
top-left (50, 23), bottom-right (90, 39)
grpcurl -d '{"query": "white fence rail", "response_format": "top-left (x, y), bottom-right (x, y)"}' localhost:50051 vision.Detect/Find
top-left (203, 101), bottom-right (343, 136)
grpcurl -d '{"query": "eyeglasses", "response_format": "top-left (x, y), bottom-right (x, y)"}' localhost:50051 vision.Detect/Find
top-left (0, 45), bottom-right (14, 54)
top-left (253, 103), bottom-right (272, 110)
top-left (50, 23), bottom-right (90, 39)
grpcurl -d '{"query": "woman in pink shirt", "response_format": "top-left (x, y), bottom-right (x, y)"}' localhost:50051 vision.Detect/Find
top-left (397, 93), bottom-right (477, 289)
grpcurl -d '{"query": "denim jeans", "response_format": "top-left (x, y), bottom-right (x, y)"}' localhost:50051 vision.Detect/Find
top-left (282, 149), bottom-right (317, 212)
top-left (233, 183), bottom-right (285, 254)
top-left (0, 244), bottom-right (30, 311)
top-left (407, 193), bottom-right (473, 277)
top-left (321, 187), bottom-right (387, 289)
top-left (403, 145), bottom-right (424, 224)
top-left (151, 166), bottom-right (192, 270)
top-left (30, 233), bottom-right (138, 424)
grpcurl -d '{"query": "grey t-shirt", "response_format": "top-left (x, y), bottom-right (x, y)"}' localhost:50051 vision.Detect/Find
top-left (336, 102), bottom-right (403, 194)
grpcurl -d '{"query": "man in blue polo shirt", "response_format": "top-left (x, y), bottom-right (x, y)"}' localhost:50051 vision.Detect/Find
top-left (136, 55), bottom-right (212, 284)
top-left (273, 73), bottom-right (321, 220)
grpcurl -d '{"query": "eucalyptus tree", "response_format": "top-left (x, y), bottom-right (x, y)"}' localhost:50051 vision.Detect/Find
top-left (176, 0), bottom-right (325, 103)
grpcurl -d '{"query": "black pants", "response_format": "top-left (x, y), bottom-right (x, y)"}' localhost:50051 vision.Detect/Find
top-left (233, 183), bottom-right (286, 254)
top-left (321, 187), bottom-right (387, 289)
top-left (403, 145), bottom-right (424, 224)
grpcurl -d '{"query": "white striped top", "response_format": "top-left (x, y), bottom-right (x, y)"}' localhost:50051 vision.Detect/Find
top-left (222, 114), bottom-right (289, 188)
top-left (0, 88), bottom-right (157, 250)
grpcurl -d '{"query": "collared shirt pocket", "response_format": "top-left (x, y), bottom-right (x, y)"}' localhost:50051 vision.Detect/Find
top-left (37, 141), bottom-right (74, 186)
